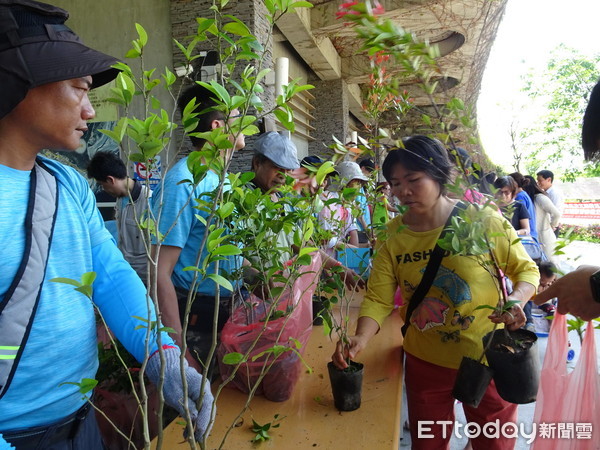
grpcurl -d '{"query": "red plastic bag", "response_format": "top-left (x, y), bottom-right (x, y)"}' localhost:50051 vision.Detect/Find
top-left (217, 253), bottom-right (322, 401)
top-left (532, 313), bottom-right (600, 449)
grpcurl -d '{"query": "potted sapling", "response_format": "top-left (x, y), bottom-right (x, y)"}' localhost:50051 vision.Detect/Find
top-left (316, 176), bottom-right (368, 412)
top-left (438, 201), bottom-right (541, 406)
top-left (321, 264), bottom-right (365, 412)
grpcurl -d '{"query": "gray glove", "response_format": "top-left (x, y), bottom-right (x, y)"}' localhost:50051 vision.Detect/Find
top-left (146, 347), bottom-right (215, 441)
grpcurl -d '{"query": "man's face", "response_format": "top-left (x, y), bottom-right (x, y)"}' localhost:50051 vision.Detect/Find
top-left (537, 175), bottom-right (552, 191)
top-left (253, 158), bottom-right (289, 192)
top-left (7, 77), bottom-right (95, 151)
top-left (98, 176), bottom-right (127, 198)
top-left (226, 109), bottom-right (245, 151)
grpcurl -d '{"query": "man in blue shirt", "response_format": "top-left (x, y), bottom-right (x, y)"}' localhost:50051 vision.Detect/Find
top-left (151, 84), bottom-right (245, 372)
top-left (0, 1), bottom-right (214, 447)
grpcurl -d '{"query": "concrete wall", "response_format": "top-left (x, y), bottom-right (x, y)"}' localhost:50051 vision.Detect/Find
top-left (51, 0), bottom-right (176, 169)
top-left (170, 0), bottom-right (275, 173)
top-left (310, 78), bottom-right (349, 158)
top-left (52, 1), bottom-right (347, 171)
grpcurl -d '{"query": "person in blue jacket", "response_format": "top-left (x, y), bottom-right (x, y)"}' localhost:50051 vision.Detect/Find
top-left (510, 172), bottom-right (538, 240)
top-left (0, 1), bottom-right (214, 448)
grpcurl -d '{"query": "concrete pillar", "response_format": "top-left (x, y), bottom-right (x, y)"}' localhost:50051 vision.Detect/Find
top-left (170, 1), bottom-right (274, 172)
top-left (309, 78), bottom-right (349, 157)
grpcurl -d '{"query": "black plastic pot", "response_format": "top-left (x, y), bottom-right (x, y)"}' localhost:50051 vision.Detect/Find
top-left (452, 356), bottom-right (494, 408)
top-left (483, 328), bottom-right (540, 404)
top-left (327, 361), bottom-right (364, 411)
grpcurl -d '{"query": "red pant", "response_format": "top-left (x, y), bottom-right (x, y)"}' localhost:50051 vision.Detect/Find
top-left (405, 352), bottom-right (518, 450)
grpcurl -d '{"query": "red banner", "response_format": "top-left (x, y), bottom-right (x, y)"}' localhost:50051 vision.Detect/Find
top-left (563, 202), bottom-right (600, 219)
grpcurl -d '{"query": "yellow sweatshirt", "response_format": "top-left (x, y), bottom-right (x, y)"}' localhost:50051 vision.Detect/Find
top-left (360, 205), bottom-right (540, 369)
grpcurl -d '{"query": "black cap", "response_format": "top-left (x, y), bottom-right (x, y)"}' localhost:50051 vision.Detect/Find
top-left (0, 0), bottom-right (120, 119)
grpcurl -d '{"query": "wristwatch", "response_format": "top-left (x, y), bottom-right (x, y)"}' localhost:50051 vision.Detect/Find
top-left (589, 270), bottom-right (600, 303)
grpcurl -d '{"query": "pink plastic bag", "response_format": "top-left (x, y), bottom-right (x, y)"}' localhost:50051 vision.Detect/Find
top-left (217, 253), bottom-right (322, 402)
top-left (532, 313), bottom-right (600, 449)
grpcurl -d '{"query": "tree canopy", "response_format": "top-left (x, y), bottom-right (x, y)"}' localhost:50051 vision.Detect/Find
top-left (517, 44), bottom-right (600, 181)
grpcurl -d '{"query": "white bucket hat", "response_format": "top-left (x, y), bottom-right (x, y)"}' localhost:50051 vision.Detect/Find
top-left (336, 161), bottom-right (368, 186)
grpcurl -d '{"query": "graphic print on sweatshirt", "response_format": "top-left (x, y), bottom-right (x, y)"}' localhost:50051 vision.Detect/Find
top-left (409, 264), bottom-right (473, 333)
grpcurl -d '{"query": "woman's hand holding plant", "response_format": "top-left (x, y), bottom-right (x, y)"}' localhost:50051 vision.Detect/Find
top-left (488, 281), bottom-right (536, 331)
top-left (331, 334), bottom-right (369, 369)
top-left (488, 301), bottom-right (526, 331)
top-left (331, 317), bottom-right (380, 369)
top-left (342, 266), bottom-right (367, 290)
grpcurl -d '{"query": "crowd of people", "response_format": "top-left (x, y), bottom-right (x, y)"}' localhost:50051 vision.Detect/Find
top-left (1, 1), bottom-right (600, 449)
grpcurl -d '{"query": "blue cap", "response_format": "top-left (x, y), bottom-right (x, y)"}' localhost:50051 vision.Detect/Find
top-left (301, 155), bottom-right (323, 167)
top-left (254, 132), bottom-right (300, 170)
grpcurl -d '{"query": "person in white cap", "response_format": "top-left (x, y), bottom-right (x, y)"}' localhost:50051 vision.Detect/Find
top-left (336, 161), bottom-right (372, 246)
top-left (0, 1), bottom-right (214, 447)
top-left (248, 132), bottom-right (365, 288)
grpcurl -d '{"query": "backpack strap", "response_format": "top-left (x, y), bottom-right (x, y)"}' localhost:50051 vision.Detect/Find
top-left (401, 202), bottom-right (464, 337)
top-left (0, 159), bottom-right (58, 399)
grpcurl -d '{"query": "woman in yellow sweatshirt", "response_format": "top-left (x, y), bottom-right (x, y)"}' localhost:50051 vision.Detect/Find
top-left (332, 136), bottom-right (539, 450)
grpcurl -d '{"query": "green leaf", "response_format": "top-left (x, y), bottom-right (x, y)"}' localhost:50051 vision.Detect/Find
top-left (49, 277), bottom-right (81, 288)
top-left (78, 378), bottom-right (98, 394)
top-left (298, 247), bottom-right (317, 257)
top-left (290, 1), bottom-right (313, 8)
top-left (74, 286), bottom-right (93, 299)
top-left (206, 273), bottom-right (234, 292)
top-left (212, 244), bottom-right (242, 256)
top-left (198, 80), bottom-right (231, 105)
top-left (223, 20), bottom-right (251, 37)
top-left (218, 202), bottom-right (235, 219)
top-left (158, 326), bottom-right (176, 334)
top-left (135, 23), bottom-right (148, 47)
top-left (81, 272), bottom-right (96, 286)
top-left (132, 315), bottom-right (149, 324)
top-left (296, 254), bottom-right (312, 266)
top-left (241, 124), bottom-right (260, 136)
top-left (289, 337), bottom-right (302, 349)
top-left (503, 300), bottom-right (521, 311)
top-left (273, 108), bottom-right (295, 132)
top-left (222, 352), bottom-right (245, 365)
top-left (125, 48), bottom-right (141, 59)
top-left (59, 378), bottom-right (98, 395)
top-left (473, 304), bottom-right (496, 311)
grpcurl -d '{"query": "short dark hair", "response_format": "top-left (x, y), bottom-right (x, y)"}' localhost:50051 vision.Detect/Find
top-left (509, 172), bottom-right (525, 188)
top-left (359, 158), bottom-right (375, 172)
top-left (87, 151), bottom-right (127, 181)
top-left (382, 135), bottom-right (453, 193)
top-left (493, 175), bottom-right (518, 195)
top-left (522, 174), bottom-right (546, 201)
top-left (538, 260), bottom-right (557, 279)
top-left (177, 83), bottom-right (226, 148)
top-left (536, 170), bottom-right (554, 182)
